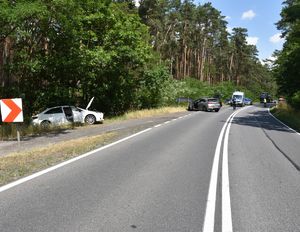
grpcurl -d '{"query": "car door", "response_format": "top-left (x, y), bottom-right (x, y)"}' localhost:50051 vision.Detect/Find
top-left (198, 99), bottom-right (206, 110)
top-left (63, 106), bottom-right (74, 123)
top-left (71, 106), bottom-right (83, 123)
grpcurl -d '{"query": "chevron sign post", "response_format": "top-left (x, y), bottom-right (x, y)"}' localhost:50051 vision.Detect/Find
top-left (0, 98), bottom-right (24, 123)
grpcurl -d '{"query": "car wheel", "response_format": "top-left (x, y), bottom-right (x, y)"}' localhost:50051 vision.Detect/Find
top-left (85, 114), bottom-right (96, 125)
top-left (41, 120), bottom-right (51, 129)
top-left (215, 109), bottom-right (219, 112)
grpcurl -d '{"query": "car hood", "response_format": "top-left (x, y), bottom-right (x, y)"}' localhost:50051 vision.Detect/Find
top-left (78, 107), bottom-right (101, 114)
top-left (86, 97), bottom-right (94, 110)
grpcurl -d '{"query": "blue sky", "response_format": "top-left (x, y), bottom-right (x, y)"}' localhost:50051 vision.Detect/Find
top-left (197, 0), bottom-right (285, 60)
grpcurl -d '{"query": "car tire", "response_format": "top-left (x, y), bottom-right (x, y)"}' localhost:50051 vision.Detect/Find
top-left (41, 120), bottom-right (51, 129)
top-left (85, 114), bottom-right (96, 125)
top-left (215, 109), bottom-right (219, 112)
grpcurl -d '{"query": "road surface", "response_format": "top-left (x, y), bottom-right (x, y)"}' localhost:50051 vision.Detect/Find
top-left (0, 105), bottom-right (299, 231)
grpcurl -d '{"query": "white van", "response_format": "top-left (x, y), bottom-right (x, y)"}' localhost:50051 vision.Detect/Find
top-left (232, 91), bottom-right (245, 106)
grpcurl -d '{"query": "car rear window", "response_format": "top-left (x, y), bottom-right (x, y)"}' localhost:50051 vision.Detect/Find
top-left (45, 107), bottom-right (63, 114)
top-left (208, 98), bottom-right (218, 103)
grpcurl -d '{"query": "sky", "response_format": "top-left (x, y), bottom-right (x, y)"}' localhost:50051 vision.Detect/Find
top-left (197, 0), bottom-right (285, 61)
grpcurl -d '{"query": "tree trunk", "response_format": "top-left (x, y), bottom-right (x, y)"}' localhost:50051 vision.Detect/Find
top-left (200, 38), bottom-right (207, 82)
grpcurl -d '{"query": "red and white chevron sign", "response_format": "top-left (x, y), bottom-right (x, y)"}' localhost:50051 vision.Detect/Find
top-left (0, 98), bottom-right (24, 123)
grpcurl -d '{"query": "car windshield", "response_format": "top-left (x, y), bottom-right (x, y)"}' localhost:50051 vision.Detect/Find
top-left (233, 95), bottom-right (243, 100)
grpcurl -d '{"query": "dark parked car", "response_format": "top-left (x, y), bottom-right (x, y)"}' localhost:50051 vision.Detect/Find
top-left (188, 97), bottom-right (221, 112)
top-left (243, 98), bottom-right (253, 105)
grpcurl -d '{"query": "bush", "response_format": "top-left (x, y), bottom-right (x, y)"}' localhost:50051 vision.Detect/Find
top-left (290, 91), bottom-right (300, 110)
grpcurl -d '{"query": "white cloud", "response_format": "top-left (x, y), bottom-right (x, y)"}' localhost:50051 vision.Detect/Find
top-left (269, 33), bottom-right (284, 43)
top-left (246, 36), bottom-right (259, 45)
top-left (227, 26), bottom-right (233, 34)
top-left (134, 0), bottom-right (139, 6)
top-left (267, 56), bottom-right (277, 62)
top-left (225, 16), bottom-right (231, 20)
top-left (242, 10), bottom-right (256, 20)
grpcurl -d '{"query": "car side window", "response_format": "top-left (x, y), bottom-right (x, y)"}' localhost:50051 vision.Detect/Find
top-left (63, 107), bottom-right (73, 116)
top-left (45, 107), bottom-right (63, 114)
top-left (71, 106), bottom-right (81, 112)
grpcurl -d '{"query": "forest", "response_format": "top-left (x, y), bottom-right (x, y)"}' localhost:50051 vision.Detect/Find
top-left (274, 0), bottom-right (300, 109)
top-left (0, 0), bottom-right (293, 121)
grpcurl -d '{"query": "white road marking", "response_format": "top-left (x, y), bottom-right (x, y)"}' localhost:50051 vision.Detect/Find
top-left (154, 124), bottom-right (162, 128)
top-left (203, 107), bottom-right (249, 232)
top-left (222, 110), bottom-right (240, 232)
top-left (0, 128), bottom-right (152, 193)
top-left (268, 108), bottom-right (300, 136)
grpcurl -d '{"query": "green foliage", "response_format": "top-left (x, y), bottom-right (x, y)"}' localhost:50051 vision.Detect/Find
top-left (290, 91), bottom-right (300, 108)
top-left (0, 0), bottom-right (278, 122)
top-left (274, 0), bottom-right (300, 109)
top-left (138, 66), bottom-right (171, 108)
top-left (0, 0), bottom-right (154, 117)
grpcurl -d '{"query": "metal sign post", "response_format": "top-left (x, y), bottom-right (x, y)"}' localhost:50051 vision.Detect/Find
top-left (16, 123), bottom-right (21, 147)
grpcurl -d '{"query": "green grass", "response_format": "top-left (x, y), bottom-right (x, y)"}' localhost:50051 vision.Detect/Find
top-left (270, 102), bottom-right (300, 132)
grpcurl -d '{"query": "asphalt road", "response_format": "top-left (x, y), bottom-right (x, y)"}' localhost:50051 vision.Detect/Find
top-left (0, 105), bottom-right (299, 231)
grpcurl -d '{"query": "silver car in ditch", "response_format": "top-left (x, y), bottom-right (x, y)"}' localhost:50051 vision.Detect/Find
top-left (32, 98), bottom-right (104, 127)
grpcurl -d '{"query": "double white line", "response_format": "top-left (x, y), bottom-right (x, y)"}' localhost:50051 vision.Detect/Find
top-left (203, 107), bottom-right (248, 232)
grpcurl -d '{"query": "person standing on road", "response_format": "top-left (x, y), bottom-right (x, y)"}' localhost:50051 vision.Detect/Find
top-left (263, 98), bottom-right (267, 107)
top-left (232, 97), bottom-right (236, 110)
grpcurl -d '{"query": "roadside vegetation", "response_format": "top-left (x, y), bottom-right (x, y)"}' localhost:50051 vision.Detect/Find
top-left (0, 0), bottom-right (275, 120)
top-left (273, 0), bottom-right (300, 110)
top-left (0, 132), bottom-right (117, 186)
top-left (0, 106), bottom-right (186, 140)
top-left (271, 102), bottom-right (300, 133)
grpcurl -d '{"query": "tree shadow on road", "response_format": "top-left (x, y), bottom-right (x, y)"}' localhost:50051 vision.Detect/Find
top-left (231, 109), bottom-right (293, 133)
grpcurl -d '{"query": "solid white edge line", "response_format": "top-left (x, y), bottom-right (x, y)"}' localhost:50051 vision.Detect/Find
top-left (0, 128), bottom-right (152, 193)
top-left (268, 108), bottom-right (300, 136)
top-left (154, 124), bottom-right (162, 128)
top-left (202, 109), bottom-right (236, 232)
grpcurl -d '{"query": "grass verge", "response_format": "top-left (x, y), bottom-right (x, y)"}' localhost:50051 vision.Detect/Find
top-left (0, 132), bottom-right (117, 187)
top-left (105, 106), bottom-right (186, 123)
top-left (0, 106), bottom-right (186, 140)
top-left (270, 102), bottom-right (300, 132)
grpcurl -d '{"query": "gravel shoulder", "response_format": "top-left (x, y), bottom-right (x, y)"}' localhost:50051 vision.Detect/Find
top-left (0, 111), bottom-right (190, 157)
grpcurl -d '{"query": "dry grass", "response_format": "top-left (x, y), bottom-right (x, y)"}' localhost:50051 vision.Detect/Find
top-left (271, 102), bottom-right (300, 132)
top-left (106, 106), bottom-right (186, 123)
top-left (0, 132), bottom-right (117, 186)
